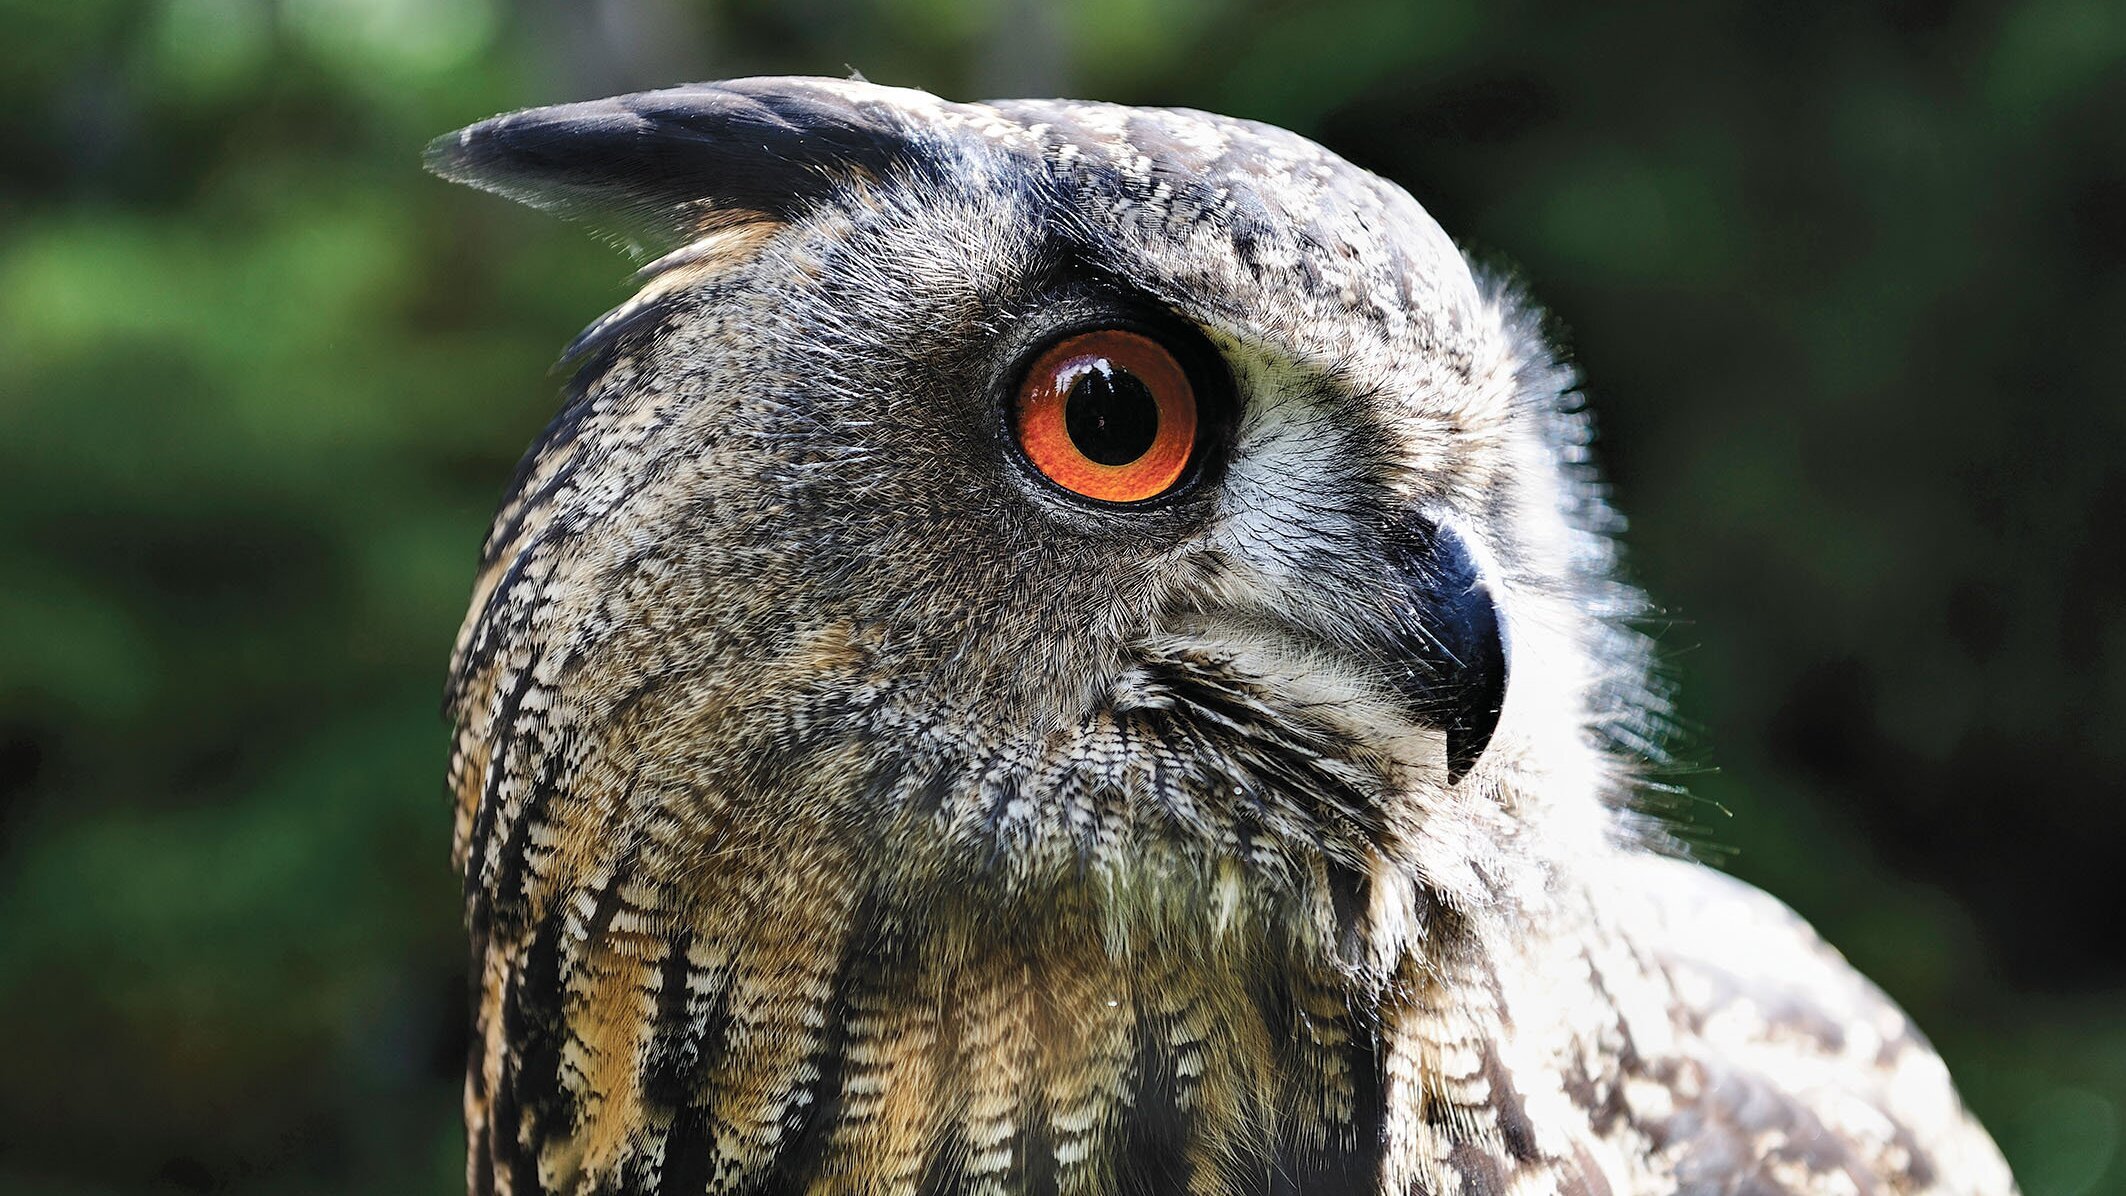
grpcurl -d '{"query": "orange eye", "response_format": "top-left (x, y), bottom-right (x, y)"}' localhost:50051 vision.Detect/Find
top-left (1013, 329), bottom-right (1200, 503)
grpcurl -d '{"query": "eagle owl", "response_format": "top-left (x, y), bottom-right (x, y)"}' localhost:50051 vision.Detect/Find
top-left (428, 78), bottom-right (2016, 1196)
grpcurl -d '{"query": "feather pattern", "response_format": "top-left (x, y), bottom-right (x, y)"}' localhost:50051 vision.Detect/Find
top-left (432, 78), bottom-right (2016, 1196)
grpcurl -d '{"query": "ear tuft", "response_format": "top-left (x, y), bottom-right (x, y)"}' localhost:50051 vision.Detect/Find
top-left (424, 77), bottom-right (919, 255)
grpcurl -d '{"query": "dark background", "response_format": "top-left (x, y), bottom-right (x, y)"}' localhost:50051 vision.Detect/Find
top-left (2, 1), bottom-right (2120, 1192)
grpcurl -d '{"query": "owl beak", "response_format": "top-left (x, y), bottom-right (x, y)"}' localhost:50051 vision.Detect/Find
top-left (1374, 517), bottom-right (1509, 783)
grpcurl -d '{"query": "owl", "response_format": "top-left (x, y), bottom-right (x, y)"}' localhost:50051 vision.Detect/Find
top-left (428, 78), bottom-right (2017, 1196)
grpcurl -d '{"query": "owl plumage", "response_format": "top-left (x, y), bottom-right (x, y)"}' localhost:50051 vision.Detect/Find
top-left (427, 78), bottom-right (2016, 1196)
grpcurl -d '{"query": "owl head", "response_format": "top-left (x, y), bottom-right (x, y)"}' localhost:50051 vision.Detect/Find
top-left (431, 78), bottom-right (1652, 967)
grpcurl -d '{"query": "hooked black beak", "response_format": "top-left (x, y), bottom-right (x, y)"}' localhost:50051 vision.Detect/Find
top-left (1377, 517), bottom-right (1509, 783)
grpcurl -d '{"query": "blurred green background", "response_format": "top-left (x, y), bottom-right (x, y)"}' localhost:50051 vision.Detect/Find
top-left (1, 0), bottom-right (2121, 1192)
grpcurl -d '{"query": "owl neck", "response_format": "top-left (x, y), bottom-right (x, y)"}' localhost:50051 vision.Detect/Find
top-left (464, 658), bottom-right (1605, 1194)
top-left (468, 765), bottom-right (1581, 1196)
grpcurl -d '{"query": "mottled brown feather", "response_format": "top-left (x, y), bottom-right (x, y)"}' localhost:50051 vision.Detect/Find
top-left (432, 77), bottom-right (2016, 1196)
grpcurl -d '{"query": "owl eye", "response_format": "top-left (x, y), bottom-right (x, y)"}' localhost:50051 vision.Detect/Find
top-left (1013, 329), bottom-right (1200, 504)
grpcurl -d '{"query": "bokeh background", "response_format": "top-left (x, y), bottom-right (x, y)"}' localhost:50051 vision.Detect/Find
top-left (3, 0), bottom-right (2121, 1191)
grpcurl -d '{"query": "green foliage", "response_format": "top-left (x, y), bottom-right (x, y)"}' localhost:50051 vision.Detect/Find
top-left (1, 1), bottom-right (2119, 1192)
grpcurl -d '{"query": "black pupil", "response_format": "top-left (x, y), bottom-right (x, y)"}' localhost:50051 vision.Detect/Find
top-left (1063, 362), bottom-right (1160, 466)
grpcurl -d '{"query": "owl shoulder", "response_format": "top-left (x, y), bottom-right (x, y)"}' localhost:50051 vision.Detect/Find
top-left (1596, 852), bottom-right (2019, 1195)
